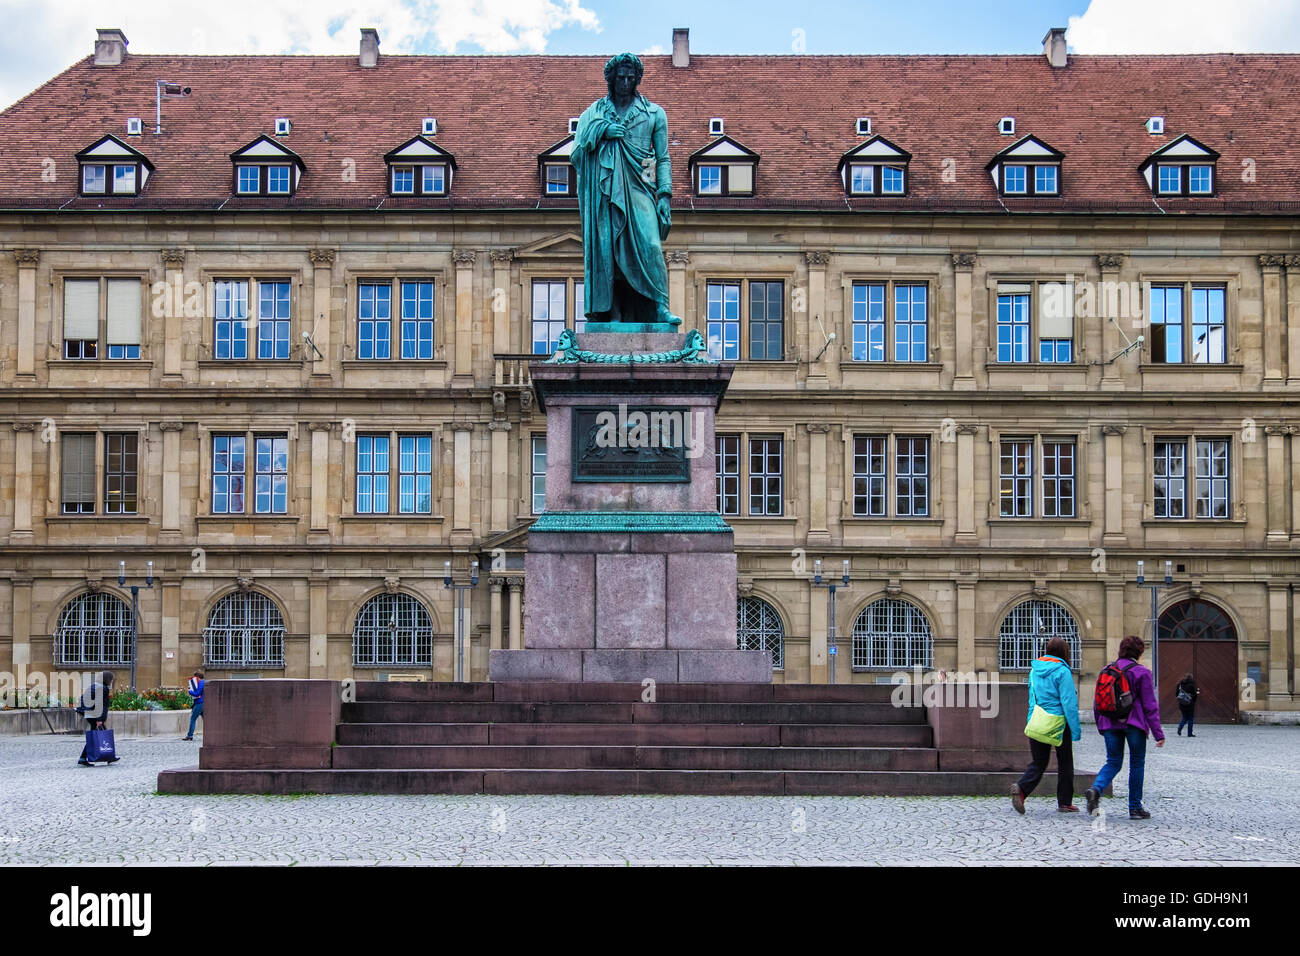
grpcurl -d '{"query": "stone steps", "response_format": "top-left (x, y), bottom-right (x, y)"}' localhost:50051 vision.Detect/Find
top-left (347, 680), bottom-right (901, 704)
top-left (340, 701), bottom-right (923, 725)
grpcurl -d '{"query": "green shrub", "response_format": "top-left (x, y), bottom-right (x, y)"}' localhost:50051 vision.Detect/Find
top-left (108, 688), bottom-right (193, 711)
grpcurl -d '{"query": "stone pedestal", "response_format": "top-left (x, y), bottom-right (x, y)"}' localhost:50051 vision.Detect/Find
top-left (490, 332), bottom-right (771, 683)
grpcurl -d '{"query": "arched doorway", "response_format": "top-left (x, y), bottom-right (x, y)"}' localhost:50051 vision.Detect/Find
top-left (1157, 599), bottom-right (1238, 724)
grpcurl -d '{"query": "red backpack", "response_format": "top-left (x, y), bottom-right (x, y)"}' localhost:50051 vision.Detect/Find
top-left (1094, 661), bottom-right (1139, 719)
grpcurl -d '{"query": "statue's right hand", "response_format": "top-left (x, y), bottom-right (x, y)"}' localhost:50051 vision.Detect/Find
top-left (606, 123), bottom-right (626, 140)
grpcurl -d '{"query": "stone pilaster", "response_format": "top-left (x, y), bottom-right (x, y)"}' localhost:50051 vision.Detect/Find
top-left (666, 250), bottom-right (690, 324)
top-left (803, 251), bottom-right (830, 386)
top-left (1101, 424), bottom-right (1127, 546)
top-left (309, 577), bottom-right (329, 678)
top-left (1265, 424), bottom-right (1292, 546)
top-left (453, 249), bottom-right (477, 384)
top-left (451, 422), bottom-right (474, 543)
top-left (308, 422), bottom-right (332, 535)
top-left (1266, 583), bottom-right (1290, 703)
top-left (1286, 255), bottom-right (1300, 386)
top-left (13, 249), bottom-right (39, 379)
top-left (307, 249), bottom-right (336, 378)
top-left (955, 423), bottom-right (979, 543)
top-left (806, 422), bottom-right (831, 543)
top-left (160, 248), bottom-right (186, 382)
top-left (1105, 580), bottom-right (1126, 663)
top-left (951, 253), bottom-right (976, 390)
top-left (490, 249), bottom-right (514, 357)
top-left (488, 419), bottom-right (511, 533)
top-left (809, 576), bottom-right (828, 684)
top-left (1259, 255), bottom-right (1286, 386)
top-left (956, 579), bottom-right (976, 673)
top-left (159, 420), bottom-right (184, 534)
top-left (160, 579), bottom-right (181, 687)
top-left (10, 422), bottom-right (35, 541)
top-left (507, 579), bottom-right (524, 650)
top-left (11, 575), bottom-right (32, 683)
top-left (488, 577), bottom-right (507, 650)
top-left (1097, 254), bottom-right (1126, 389)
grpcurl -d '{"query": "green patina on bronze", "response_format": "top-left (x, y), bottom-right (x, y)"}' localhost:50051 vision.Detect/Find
top-left (529, 511), bottom-right (733, 533)
top-left (546, 328), bottom-right (712, 365)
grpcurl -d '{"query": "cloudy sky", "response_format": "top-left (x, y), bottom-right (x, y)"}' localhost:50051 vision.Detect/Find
top-left (2, 0), bottom-right (1298, 110)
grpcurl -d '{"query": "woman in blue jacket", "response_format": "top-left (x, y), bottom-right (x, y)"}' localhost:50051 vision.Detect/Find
top-left (1011, 636), bottom-right (1082, 814)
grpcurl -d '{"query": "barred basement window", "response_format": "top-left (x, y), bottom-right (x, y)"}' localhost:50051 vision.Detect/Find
top-left (998, 599), bottom-right (1079, 671)
top-left (851, 599), bottom-right (933, 670)
top-left (55, 592), bottom-right (134, 667)
top-left (737, 596), bottom-right (783, 669)
top-left (353, 592), bottom-right (434, 667)
top-left (203, 591), bottom-right (285, 668)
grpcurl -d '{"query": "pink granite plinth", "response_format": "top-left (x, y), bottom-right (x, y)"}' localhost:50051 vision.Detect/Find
top-left (576, 332), bottom-right (685, 354)
top-left (199, 679), bottom-right (340, 769)
top-left (678, 650), bottom-right (774, 683)
top-left (595, 553), bottom-right (666, 648)
top-left (489, 649), bottom-right (583, 681)
top-left (667, 553), bottom-right (737, 649)
top-left (582, 650), bottom-right (680, 683)
top-left (522, 552), bottom-right (595, 648)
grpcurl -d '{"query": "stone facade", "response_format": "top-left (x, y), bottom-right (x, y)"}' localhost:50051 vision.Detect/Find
top-left (0, 213), bottom-right (1297, 712)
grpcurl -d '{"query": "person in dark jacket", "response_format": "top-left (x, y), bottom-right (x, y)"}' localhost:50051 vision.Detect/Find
top-left (1176, 672), bottom-right (1199, 737)
top-left (1011, 636), bottom-right (1082, 814)
top-left (76, 671), bottom-right (120, 766)
top-left (183, 668), bottom-right (204, 740)
top-left (1085, 635), bottom-right (1165, 819)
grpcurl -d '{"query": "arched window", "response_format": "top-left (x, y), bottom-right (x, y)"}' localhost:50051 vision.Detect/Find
top-left (1158, 599), bottom-right (1235, 642)
top-left (851, 598), bottom-right (933, 669)
top-left (353, 592), bottom-right (434, 667)
top-left (203, 591), bottom-right (285, 668)
top-left (55, 592), bottom-right (133, 666)
top-left (998, 599), bottom-right (1079, 671)
top-left (737, 596), bottom-right (783, 669)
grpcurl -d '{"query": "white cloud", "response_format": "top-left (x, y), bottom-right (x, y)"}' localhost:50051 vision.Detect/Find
top-left (1067, 0), bottom-right (1300, 53)
top-left (639, 44), bottom-right (666, 56)
top-left (0, 0), bottom-right (601, 110)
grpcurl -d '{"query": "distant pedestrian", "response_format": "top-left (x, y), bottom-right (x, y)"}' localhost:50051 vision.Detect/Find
top-left (75, 671), bottom-right (120, 766)
top-left (1086, 635), bottom-right (1165, 820)
top-left (1176, 673), bottom-right (1199, 737)
top-left (183, 668), bottom-right (205, 740)
top-left (1011, 636), bottom-right (1082, 814)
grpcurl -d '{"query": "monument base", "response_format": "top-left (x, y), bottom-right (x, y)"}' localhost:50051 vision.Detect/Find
top-left (489, 648), bottom-right (773, 683)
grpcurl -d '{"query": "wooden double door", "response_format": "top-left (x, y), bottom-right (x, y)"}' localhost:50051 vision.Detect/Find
top-left (1156, 600), bottom-right (1239, 724)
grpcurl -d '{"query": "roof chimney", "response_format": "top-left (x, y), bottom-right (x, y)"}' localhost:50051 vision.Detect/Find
top-left (672, 27), bottom-right (689, 68)
top-left (360, 27), bottom-right (380, 69)
top-left (1042, 27), bottom-right (1067, 68)
top-left (94, 28), bottom-right (127, 66)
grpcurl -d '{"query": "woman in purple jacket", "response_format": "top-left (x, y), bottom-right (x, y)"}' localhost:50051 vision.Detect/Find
top-left (1085, 635), bottom-right (1165, 819)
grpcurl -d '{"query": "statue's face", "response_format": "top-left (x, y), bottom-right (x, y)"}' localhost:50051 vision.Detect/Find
top-left (612, 64), bottom-right (638, 100)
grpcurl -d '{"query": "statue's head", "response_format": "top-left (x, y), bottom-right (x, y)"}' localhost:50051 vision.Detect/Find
top-left (604, 52), bottom-right (643, 100)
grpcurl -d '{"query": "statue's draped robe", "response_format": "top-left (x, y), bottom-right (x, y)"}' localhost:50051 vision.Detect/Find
top-left (572, 93), bottom-right (673, 318)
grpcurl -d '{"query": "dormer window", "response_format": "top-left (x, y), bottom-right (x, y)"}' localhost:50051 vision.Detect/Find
top-left (76, 134), bottom-right (153, 198)
top-left (538, 134), bottom-right (577, 198)
top-left (987, 135), bottom-right (1063, 197)
top-left (385, 135), bottom-right (456, 197)
top-left (838, 135), bottom-right (910, 197)
top-left (1141, 134), bottom-right (1219, 197)
top-left (689, 136), bottom-right (758, 198)
top-left (230, 134), bottom-right (305, 197)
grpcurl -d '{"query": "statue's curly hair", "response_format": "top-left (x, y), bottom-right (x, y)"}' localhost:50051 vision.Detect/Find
top-left (604, 52), bottom-right (644, 94)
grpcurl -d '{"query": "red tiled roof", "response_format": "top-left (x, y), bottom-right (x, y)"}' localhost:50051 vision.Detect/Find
top-left (2, 52), bottom-right (1299, 214)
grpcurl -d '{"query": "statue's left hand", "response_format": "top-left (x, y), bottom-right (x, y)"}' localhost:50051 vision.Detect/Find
top-left (657, 195), bottom-right (671, 236)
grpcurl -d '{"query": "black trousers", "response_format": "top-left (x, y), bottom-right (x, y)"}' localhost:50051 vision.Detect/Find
top-left (1017, 733), bottom-right (1075, 806)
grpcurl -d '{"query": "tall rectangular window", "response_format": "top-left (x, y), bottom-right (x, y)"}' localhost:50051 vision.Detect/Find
top-left (997, 292), bottom-right (1031, 363)
top-left (748, 280), bottom-right (783, 361)
top-left (63, 278), bottom-right (100, 359)
top-left (748, 437), bottom-right (783, 516)
top-left (257, 281), bottom-right (291, 359)
top-left (893, 285), bottom-right (927, 362)
top-left (531, 436), bottom-right (547, 514)
top-left (254, 435), bottom-right (288, 514)
top-left (545, 165), bottom-right (571, 194)
top-left (895, 437), bottom-right (929, 517)
top-left (214, 280), bottom-right (249, 360)
top-left (212, 435), bottom-right (246, 515)
top-left (1194, 439), bottom-right (1229, 518)
top-left (851, 282), bottom-right (885, 362)
top-left (1191, 287), bottom-right (1225, 364)
top-left (574, 281), bottom-right (586, 335)
top-left (853, 436), bottom-right (887, 516)
top-left (1041, 440), bottom-right (1076, 518)
top-left (103, 433), bottom-right (138, 515)
top-left (105, 278), bottom-right (141, 359)
top-left (531, 280), bottom-right (567, 355)
top-left (706, 281), bottom-right (741, 361)
top-left (61, 433), bottom-right (96, 514)
top-left (716, 434), bottom-right (740, 515)
top-left (400, 281), bottom-right (435, 359)
top-left (1153, 439), bottom-right (1186, 518)
top-left (398, 435), bottom-right (432, 514)
top-left (356, 435), bottom-right (389, 514)
top-left (357, 282), bottom-right (392, 360)
top-left (1150, 285), bottom-right (1184, 363)
top-left (999, 439), bottom-right (1034, 517)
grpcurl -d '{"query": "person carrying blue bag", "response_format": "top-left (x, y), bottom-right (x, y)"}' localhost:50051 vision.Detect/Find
top-left (182, 668), bottom-right (204, 741)
top-left (1010, 636), bottom-right (1081, 814)
top-left (75, 671), bottom-right (120, 767)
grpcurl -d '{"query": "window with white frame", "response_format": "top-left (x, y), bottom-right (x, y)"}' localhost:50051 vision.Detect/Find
top-left (234, 163), bottom-right (295, 196)
top-left (544, 164), bottom-right (574, 196)
top-left (400, 281), bottom-right (435, 359)
top-left (999, 599), bottom-right (1080, 671)
top-left (852, 435), bottom-right (930, 517)
top-left (55, 592), bottom-right (134, 667)
top-left (59, 432), bottom-right (139, 516)
top-left (852, 598), bottom-right (933, 670)
top-left (62, 277), bottom-right (143, 360)
top-left (356, 435), bottom-right (389, 513)
top-left (998, 436), bottom-right (1076, 518)
top-left (531, 435), bottom-right (547, 514)
top-left (706, 279), bottom-right (784, 361)
top-left (353, 433), bottom-right (433, 515)
top-left (212, 278), bottom-right (293, 361)
top-left (737, 596), bottom-right (783, 669)
top-left (257, 281), bottom-right (291, 359)
top-left (1154, 436), bottom-right (1230, 519)
top-left (213, 280), bottom-right (249, 360)
top-left (1148, 284), bottom-right (1226, 364)
top-left (716, 434), bottom-right (740, 515)
top-left (999, 438), bottom-right (1034, 517)
top-left (357, 282), bottom-right (392, 360)
top-left (716, 433), bottom-right (784, 516)
top-left (353, 592), bottom-right (434, 667)
top-left (850, 280), bottom-right (929, 362)
top-left (994, 282), bottom-right (1074, 364)
top-left (530, 278), bottom-right (583, 354)
top-left (80, 162), bottom-right (141, 196)
top-left (398, 435), bottom-right (433, 514)
top-left (211, 432), bottom-right (289, 515)
top-left (1156, 163), bottom-right (1214, 196)
top-left (748, 436), bottom-right (783, 516)
top-left (203, 591), bottom-right (285, 668)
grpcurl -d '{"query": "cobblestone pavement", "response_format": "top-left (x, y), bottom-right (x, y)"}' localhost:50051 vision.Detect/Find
top-left (2, 726), bottom-right (1297, 866)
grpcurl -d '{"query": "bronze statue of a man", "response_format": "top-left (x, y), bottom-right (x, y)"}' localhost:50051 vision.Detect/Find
top-left (572, 53), bottom-right (680, 326)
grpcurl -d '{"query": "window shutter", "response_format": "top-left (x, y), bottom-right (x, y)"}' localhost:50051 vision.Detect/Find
top-left (62, 434), bottom-right (95, 505)
top-left (106, 278), bottom-right (142, 345)
top-left (1038, 282), bottom-right (1074, 339)
top-left (63, 279), bottom-right (100, 340)
top-left (728, 164), bottom-right (753, 193)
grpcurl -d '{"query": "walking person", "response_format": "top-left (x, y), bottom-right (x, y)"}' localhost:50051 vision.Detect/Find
top-left (1176, 672), bottom-right (1199, 737)
top-left (75, 671), bottom-right (120, 766)
top-left (182, 668), bottom-right (204, 741)
top-left (1011, 636), bottom-right (1082, 814)
top-left (1086, 635), bottom-right (1165, 819)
